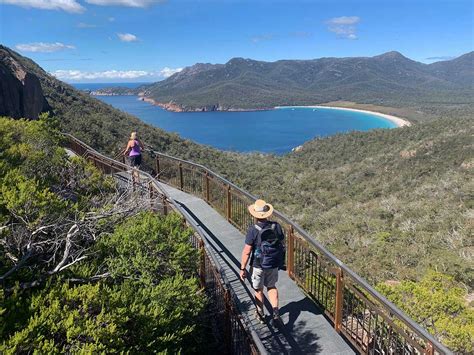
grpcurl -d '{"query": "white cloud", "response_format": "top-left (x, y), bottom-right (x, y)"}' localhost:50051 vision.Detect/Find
top-left (15, 42), bottom-right (76, 53)
top-left (108, 17), bottom-right (115, 22)
top-left (51, 69), bottom-right (152, 81)
top-left (0, 0), bottom-right (85, 13)
top-left (50, 67), bottom-right (183, 82)
top-left (327, 16), bottom-right (360, 25)
top-left (85, 0), bottom-right (157, 7)
top-left (117, 33), bottom-right (139, 42)
top-left (326, 16), bottom-right (360, 40)
top-left (160, 67), bottom-right (183, 78)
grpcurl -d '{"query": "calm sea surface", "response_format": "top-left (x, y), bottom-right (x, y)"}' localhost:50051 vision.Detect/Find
top-left (70, 83), bottom-right (396, 154)
top-left (92, 95), bottom-right (395, 154)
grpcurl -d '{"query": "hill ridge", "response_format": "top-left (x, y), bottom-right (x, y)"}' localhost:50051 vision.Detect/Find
top-left (138, 51), bottom-right (473, 113)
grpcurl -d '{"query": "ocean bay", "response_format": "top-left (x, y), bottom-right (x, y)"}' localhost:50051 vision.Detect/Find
top-left (95, 95), bottom-right (396, 154)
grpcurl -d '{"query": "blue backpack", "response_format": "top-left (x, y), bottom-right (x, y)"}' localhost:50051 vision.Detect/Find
top-left (253, 223), bottom-right (285, 269)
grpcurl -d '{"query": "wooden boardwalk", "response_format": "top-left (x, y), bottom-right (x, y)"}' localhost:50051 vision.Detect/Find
top-left (64, 138), bottom-right (454, 355)
top-left (157, 181), bottom-right (354, 355)
top-left (65, 149), bottom-right (353, 354)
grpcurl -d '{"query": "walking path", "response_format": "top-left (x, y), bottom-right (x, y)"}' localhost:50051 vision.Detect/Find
top-left (65, 149), bottom-right (354, 354)
top-left (64, 139), bottom-right (453, 355)
top-left (156, 181), bottom-right (354, 355)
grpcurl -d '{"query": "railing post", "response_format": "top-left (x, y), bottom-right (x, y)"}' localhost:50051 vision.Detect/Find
top-left (226, 185), bottom-right (231, 221)
top-left (335, 267), bottom-right (344, 333)
top-left (179, 163), bottom-right (184, 190)
top-left (155, 156), bottom-right (160, 178)
top-left (425, 342), bottom-right (434, 355)
top-left (199, 239), bottom-right (206, 288)
top-left (204, 172), bottom-right (210, 203)
top-left (162, 196), bottom-right (168, 215)
top-left (132, 169), bottom-right (138, 192)
top-left (287, 225), bottom-right (295, 278)
top-left (148, 180), bottom-right (153, 204)
top-left (224, 288), bottom-right (232, 354)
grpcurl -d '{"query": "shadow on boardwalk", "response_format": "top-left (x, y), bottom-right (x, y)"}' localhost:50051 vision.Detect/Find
top-left (178, 201), bottom-right (328, 354)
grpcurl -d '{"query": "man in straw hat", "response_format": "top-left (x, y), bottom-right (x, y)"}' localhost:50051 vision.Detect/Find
top-left (240, 199), bottom-right (285, 325)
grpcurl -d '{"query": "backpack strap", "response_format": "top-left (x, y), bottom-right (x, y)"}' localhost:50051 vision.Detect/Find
top-left (254, 224), bottom-right (262, 249)
top-left (255, 223), bottom-right (275, 230)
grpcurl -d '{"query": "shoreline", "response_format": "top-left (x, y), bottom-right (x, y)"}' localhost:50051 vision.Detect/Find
top-left (136, 95), bottom-right (411, 127)
top-left (275, 105), bottom-right (411, 127)
top-left (137, 95), bottom-right (271, 112)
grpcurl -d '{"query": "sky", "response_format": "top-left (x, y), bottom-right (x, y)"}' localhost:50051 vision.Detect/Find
top-left (0, 0), bottom-right (472, 83)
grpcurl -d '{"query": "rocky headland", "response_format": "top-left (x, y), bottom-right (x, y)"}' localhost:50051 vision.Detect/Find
top-left (0, 46), bottom-right (50, 119)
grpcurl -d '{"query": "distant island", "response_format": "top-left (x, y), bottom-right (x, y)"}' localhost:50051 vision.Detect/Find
top-left (90, 51), bottom-right (474, 122)
top-left (90, 86), bottom-right (141, 96)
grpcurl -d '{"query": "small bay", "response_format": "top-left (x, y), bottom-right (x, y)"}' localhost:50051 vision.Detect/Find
top-left (93, 95), bottom-right (396, 154)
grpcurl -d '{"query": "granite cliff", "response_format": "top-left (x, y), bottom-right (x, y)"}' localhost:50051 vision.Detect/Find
top-left (0, 46), bottom-right (50, 119)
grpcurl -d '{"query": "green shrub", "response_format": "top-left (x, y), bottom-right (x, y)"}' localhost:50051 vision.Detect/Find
top-left (1, 213), bottom-right (207, 354)
top-left (377, 271), bottom-right (474, 353)
top-left (100, 212), bottom-right (198, 285)
top-left (0, 118), bottom-right (208, 353)
top-left (1, 276), bottom-right (204, 354)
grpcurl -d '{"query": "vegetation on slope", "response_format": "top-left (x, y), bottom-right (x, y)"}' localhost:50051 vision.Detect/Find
top-left (1, 46), bottom-right (472, 351)
top-left (230, 117), bottom-right (473, 287)
top-left (141, 52), bottom-right (474, 120)
top-left (0, 117), bottom-right (209, 353)
top-left (377, 272), bottom-right (473, 353)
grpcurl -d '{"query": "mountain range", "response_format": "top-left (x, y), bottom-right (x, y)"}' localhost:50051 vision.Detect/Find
top-left (135, 51), bottom-right (473, 114)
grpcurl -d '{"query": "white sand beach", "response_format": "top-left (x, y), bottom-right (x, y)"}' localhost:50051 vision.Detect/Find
top-left (275, 105), bottom-right (412, 127)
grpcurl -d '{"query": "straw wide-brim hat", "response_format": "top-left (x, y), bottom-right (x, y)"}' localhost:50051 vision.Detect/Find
top-left (248, 199), bottom-right (274, 219)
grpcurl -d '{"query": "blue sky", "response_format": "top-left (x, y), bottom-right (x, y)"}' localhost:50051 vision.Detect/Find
top-left (1, 0), bottom-right (472, 82)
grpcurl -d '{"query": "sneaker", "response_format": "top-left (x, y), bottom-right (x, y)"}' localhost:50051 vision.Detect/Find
top-left (255, 308), bottom-right (265, 323)
top-left (272, 309), bottom-right (282, 327)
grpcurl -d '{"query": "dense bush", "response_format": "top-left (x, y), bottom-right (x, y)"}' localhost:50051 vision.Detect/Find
top-left (0, 116), bottom-right (117, 286)
top-left (377, 272), bottom-right (474, 354)
top-left (0, 118), bottom-right (208, 353)
top-left (1, 213), bottom-right (206, 354)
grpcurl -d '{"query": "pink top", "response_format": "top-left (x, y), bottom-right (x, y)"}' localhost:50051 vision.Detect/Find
top-left (129, 140), bottom-right (141, 156)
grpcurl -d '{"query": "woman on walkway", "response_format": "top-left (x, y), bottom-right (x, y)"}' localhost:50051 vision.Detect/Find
top-left (122, 131), bottom-right (145, 167)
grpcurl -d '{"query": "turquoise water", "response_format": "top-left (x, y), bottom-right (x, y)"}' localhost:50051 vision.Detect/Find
top-left (95, 95), bottom-right (396, 154)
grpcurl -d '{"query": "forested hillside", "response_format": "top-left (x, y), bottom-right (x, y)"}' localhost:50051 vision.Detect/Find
top-left (0, 45), bottom-right (472, 352)
top-left (230, 117), bottom-right (473, 286)
top-left (0, 118), bottom-right (212, 352)
top-left (139, 51), bottom-right (473, 120)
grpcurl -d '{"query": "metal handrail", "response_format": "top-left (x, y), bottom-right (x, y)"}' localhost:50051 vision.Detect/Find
top-left (146, 148), bottom-right (452, 355)
top-left (62, 133), bottom-right (267, 355)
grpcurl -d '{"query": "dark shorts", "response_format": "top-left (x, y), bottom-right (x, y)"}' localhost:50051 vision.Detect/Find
top-left (129, 154), bottom-right (142, 167)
